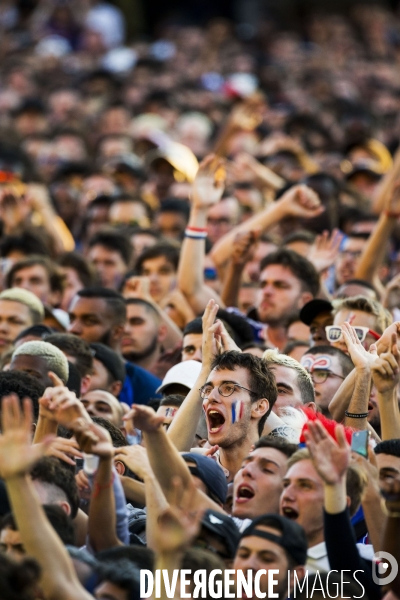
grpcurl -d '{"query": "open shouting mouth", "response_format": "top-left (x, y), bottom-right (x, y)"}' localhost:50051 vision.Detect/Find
top-left (206, 408), bottom-right (226, 434)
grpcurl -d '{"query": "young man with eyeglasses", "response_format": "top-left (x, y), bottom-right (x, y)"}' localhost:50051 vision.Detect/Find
top-left (200, 351), bottom-right (277, 481)
top-left (329, 295), bottom-right (391, 352)
top-left (300, 346), bottom-right (354, 417)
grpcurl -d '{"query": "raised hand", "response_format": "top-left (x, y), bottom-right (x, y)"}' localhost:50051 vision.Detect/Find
top-left (114, 445), bottom-right (151, 480)
top-left (41, 374), bottom-right (91, 428)
top-left (123, 404), bottom-right (164, 433)
top-left (121, 276), bottom-right (152, 301)
top-left (231, 230), bottom-right (257, 266)
top-left (192, 154), bottom-right (225, 209)
top-left (211, 319), bottom-right (241, 353)
top-left (202, 299), bottom-right (221, 369)
top-left (371, 333), bottom-right (400, 394)
top-left (151, 476), bottom-right (203, 554)
top-left (0, 395), bottom-right (54, 480)
top-left (376, 322), bottom-right (400, 355)
top-left (304, 420), bottom-right (350, 485)
top-left (44, 436), bottom-right (83, 466)
top-left (308, 229), bottom-right (344, 273)
top-left (278, 184), bottom-right (324, 219)
top-left (341, 322), bottom-right (378, 369)
top-left (72, 420), bottom-right (114, 460)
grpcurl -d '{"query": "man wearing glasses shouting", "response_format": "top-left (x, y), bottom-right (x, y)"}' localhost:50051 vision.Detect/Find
top-left (200, 351), bottom-right (277, 481)
top-left (301, 346), bottom-right (354, 417)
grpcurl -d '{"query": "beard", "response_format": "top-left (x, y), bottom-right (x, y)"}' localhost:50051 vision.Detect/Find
top-left (122, 334), bottom-right (159, 363)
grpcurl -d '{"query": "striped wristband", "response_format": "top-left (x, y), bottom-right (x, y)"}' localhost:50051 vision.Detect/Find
top-left (185, 227), bottom-right (207, 239)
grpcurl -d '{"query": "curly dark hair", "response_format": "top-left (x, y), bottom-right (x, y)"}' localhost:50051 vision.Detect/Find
top-left (0, 371), bottom-right (45, 422)
top-left (0, 553), bottom-right (40, 600)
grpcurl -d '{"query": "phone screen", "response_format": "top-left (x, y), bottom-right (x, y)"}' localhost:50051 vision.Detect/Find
top-left (351, 430), bottom-right (370, 457)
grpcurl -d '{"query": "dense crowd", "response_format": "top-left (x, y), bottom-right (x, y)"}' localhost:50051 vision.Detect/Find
top-left (0, 1), bottom-right (400, 600)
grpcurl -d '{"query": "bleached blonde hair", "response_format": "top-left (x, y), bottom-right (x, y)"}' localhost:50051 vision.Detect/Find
top-left (13, 341), bottom-right (69, 383)
top-left (0, 288), bottom-right (44, 323)
top-left (263, 349), bottom-right (313, 387)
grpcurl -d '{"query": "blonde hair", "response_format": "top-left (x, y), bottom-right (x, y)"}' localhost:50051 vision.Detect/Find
top-left (332, 296), bottom-right (392, 334)
top-left (0, 288), bottom-right (44, 323)
top-left (13, 341), bottom-right (69, 383)
top-left (263, 349), bottom-right (314, 403)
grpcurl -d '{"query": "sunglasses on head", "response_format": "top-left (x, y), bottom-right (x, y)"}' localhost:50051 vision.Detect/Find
top-left (325, 325), bottom-right (380, 343)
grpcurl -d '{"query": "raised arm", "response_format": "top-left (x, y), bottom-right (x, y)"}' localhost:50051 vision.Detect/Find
top-left (355, 182), bottom-right (400, 294)
top-left (305, 421), bottom-right (380, 600)
top-left (167, 299), bottom-right (219, 450)
top-left (220, 230), bottom-right (258, 308)
top-left (341, 323), bottom-right (375, 430)
top-left (0, 395), bottom-right (92, 600)
top-left (210, 184), bottom-right (324, 268)
top-left (371, 146), bottom-right (400, 214)
top-left (73, 420), bottom-right (127, 552)
top-left (370, 336), bottom-right (400, 441)
top-left (177, 154), bottom-right (225, 315)
top-left (124, 404), bottom-right (223, 514)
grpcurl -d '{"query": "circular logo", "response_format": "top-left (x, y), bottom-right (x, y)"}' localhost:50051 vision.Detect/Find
top-left (372, 551), bottom-right (398, 585)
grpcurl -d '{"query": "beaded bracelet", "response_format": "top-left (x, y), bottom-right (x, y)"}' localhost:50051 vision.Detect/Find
top-left (345, 411), bottom-right (368, 419)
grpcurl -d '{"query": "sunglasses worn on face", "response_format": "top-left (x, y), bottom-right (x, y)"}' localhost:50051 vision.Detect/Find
top-left (325, 325), bottom-right (380, 343)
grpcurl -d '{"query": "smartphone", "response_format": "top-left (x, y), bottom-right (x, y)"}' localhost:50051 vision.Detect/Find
top-left (351, 430), bottom-right (370, 458)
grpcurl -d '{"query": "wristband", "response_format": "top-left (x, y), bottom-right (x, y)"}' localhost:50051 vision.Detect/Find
top-left (384, 211), bottom-right (400, 219)
top-left (345, 411), bottom-right (368, 419)
top-left (185, 227), bottom-right (207, 239)
top-left (93, 472), bottom-right (115, 498)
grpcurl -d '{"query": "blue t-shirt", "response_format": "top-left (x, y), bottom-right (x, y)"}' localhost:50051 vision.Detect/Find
top-left (120, 361), bottom-right (162, 406)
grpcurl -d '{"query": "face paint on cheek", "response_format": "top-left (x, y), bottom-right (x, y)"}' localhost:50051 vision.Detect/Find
top-left (231, 400), bottom-right (244, 423)
top-left (165, 407), bottom-right (177, 418)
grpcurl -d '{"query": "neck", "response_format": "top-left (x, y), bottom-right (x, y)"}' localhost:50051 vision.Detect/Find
top-left (264, 325), bottom-right (288, 351)
top-left (125, 347), bottom-right (161, 373)
top-left (219, 429), bottom-right (259, 482)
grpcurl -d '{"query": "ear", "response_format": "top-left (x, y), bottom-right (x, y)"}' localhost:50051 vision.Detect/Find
top-left (346, 495), bottom-right (351, 510)
top-left (288, 566), bottom-right (306, 594)
top-left (119, 425), bottom-right (128, 438)
top-left (80, 374), bottom-right (91, 396)
top-left (299, 291), bottom-right (313, 308)
top-left (304, 401), bottom-right (317, 412)
top-left (114, 460), bottom-right (125, 476)
top-left (57, 501), bottom-right (71, 516)
top-left (48, 291), bottom-right (63, 309)
top-left (112, 324), bottom-right (125, 343)
top-left (251, 398), bottom-right (269, 420)
top-left (158, 323), bottom-right (168, 344)
top-left (110, 380), bottom-right (123, 397)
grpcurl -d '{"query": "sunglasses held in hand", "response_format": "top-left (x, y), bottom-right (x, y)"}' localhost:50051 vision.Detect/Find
top-left (325, 325), bottom-right (380, 343)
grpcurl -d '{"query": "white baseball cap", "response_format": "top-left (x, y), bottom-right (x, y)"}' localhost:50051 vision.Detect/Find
top-left (156, 360), bottom-right (202, 394)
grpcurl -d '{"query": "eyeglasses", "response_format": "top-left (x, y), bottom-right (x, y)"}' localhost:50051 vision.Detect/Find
top-left (308, 370), bottom-right (345, 384)
top-left (199, 382), bottom-right (254, 399)
top-left (338, 250), bottom-right (363, 260)
top-left (325, 325), bottom-right (380, 343)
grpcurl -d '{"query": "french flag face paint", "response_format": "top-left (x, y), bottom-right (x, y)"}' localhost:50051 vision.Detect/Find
top-left (231, 400), bottom-right (244, 423)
